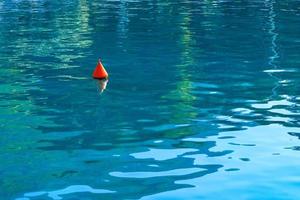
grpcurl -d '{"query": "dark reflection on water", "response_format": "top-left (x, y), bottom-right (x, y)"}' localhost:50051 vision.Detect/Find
top-left (1, 0), bottom-right (300, 199)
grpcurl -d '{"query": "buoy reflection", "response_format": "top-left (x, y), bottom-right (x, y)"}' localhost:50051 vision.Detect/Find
top-left (97, 78), bottom-right (108, 93)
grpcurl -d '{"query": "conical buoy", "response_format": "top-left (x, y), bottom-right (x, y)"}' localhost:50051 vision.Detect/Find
top-left (92, 59), bottom-right (108, 79)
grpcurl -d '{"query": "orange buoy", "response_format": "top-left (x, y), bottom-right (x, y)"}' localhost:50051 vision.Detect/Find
top-left (92, 59), bottom-right (108, 79)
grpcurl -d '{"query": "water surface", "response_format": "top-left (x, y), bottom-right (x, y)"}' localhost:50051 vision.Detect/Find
top-left (1, 0), bottom-right (300, 199)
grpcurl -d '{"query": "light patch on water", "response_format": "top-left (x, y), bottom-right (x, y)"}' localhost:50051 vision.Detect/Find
top-left (182, 124), bottom-right (300, 178)
top-left (263, 69), bottom-right (297, 73)
top-left (231, 108), bottom-right (253, 114)
top-left (148, 164), bottom-right (159, 167)
top-left (110, 168), bottom-right (205, 178)
top-left (269, 109), bottom-right (299, 116)
top-left (182, 138), bottom-right (208, 142)
top-left (216, 115), bottom-right (249, 123)
top-left (251, 99), bottom-right (293, 109)
top-left (191, 90), bottom-right (224, 95)
top-left (279, 80), bottom-right (292, 84)
top-left (48, 75), bottom-right (88, 80)
top-left (235, 82), bottom-right (254, 87)
top-left (137, 119), bottom-right (156, 123)
top-left (16, 185), bottom-right (115, 200)
top-left (144, 123), bottom-right (190, 132)
top-left (192, 82), bottom-right (219, 89)
top-left (217, 124), bottom-right (236, 129)
top-left (131, 148), bottom-right (198, 161)
top-left (175, 124), bottom-right (190, 127)
top-left (266, 116), bottom-right (291, 123)
top-left (25, 191), bottom-right (48, 197)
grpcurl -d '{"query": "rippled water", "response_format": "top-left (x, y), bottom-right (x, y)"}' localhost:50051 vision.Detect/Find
top-left (1, 0), bottom-right (300, 199)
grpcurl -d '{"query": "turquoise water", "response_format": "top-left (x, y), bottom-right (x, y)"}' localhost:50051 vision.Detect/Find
top-left (1, 0), bottom-right (300, 199)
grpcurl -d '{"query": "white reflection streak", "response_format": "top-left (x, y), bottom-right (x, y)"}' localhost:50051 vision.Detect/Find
top-left (265, 0), bottom-right (281, 98)
top-left (16, 185), bottom-right (115, 200)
